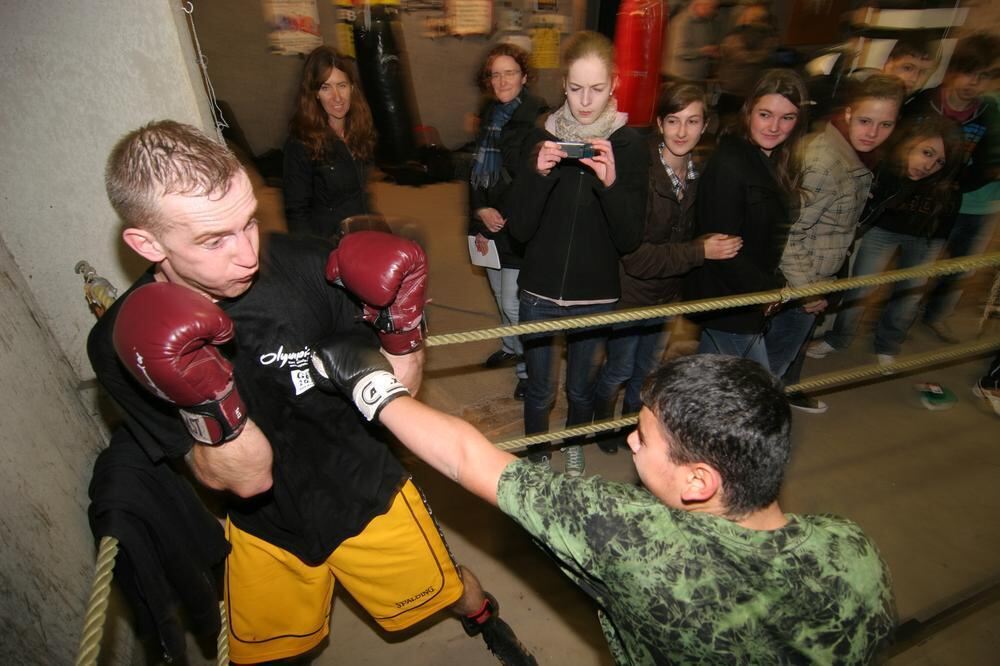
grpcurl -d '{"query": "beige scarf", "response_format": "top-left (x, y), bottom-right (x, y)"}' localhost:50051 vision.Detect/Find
top-left (545, 97), bottom-right (628, 142)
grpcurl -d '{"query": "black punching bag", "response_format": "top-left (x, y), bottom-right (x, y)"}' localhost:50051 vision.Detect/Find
top-left (353, 3), bottom-right (419, 168)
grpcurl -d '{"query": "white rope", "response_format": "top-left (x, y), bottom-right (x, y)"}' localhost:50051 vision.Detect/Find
top-left (182, 2), bottom-right (229, 144)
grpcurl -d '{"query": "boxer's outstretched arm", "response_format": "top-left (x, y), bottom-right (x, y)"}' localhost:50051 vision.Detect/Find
top-left (312, 334), bottom-right (513, 505)
top-left (379, 397), bottom-right (515, 506)
top-left (186, 419), bottom-right (273, 498)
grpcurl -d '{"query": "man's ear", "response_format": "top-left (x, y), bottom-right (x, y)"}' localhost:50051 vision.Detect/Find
top-left (122, 227), bottom-right (166, 263)
top-left (680, 462), bottom-right (722, 503)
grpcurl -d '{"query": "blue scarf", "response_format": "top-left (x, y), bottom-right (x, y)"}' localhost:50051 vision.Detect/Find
top-left (470, 96), bottom-right (522, 190)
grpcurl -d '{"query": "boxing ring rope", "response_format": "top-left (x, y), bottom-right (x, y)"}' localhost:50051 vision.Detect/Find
top-left (74, 251), bottom-right (1000, 664)
top-left (73, 262), bottom-right (230, 666)
top-left (426, 252), bottom-right (1000, 346)
top-left (75, 536), bottom-right (118, 666)
top-left (490, 336), bottom-right (1000, 453)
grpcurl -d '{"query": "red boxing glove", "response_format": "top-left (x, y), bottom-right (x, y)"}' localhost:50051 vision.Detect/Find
top-left (113, 282), bottom-right (247, 446)
top-left (326, 230), bottom-right (428, 355)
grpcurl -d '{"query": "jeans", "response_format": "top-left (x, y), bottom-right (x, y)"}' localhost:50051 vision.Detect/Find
top-left (824, 227), bottom-right (945, 355)
top-left (923, 212), bottom-right (998, 325)
top-left (519, 292), bottom-right (613, 437)
top-left (765, 306), bottom-right (817, 379)
top-left (594, 318), bottom-right (669, 417)
top-left (486, 267), bottom-right (526, 379)
top-left (697, 327), bottom-right (769, 369)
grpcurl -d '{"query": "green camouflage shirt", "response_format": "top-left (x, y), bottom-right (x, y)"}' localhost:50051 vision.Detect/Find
top-left (497, 460), bottom-right (896, 665)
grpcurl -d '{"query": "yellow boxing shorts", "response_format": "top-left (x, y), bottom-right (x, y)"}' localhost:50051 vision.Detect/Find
top-left (225, 480), bottom-right (465, 664)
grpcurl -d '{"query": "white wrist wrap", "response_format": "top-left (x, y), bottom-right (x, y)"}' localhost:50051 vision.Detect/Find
top-left (352, 370), bottom-right (410, 421)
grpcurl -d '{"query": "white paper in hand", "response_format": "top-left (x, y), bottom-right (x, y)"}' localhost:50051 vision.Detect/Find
top-left (467, 235), bottom-right (501, 269)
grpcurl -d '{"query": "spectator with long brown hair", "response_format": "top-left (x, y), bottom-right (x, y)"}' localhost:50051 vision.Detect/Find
top-left (283, 46), bottom-right (377, 239)
top-left (685, 69), bottom-right (810, 368)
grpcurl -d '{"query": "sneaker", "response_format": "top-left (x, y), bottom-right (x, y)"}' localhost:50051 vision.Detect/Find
top-left (923, 320), bottom-right (960, 344)
top-left (485, 350), bottom-right (521, 369)
top-left (597, 437), bottom-right (619, 455)
top-left (525, 444), bottom-right (550, 466)
top-left (513, 379), bottom-right (527, 401)
top-left (914, 383), bottom-right (957, 410)
top-left (596, 428), bottom-right (625, 454)
top-left (562, 445), bottom-right (585, 477)
top-left (876, 354), bottom-right (896, 375)
top-left (461, 593), bottom-right (538, 666)
top-left (787, 392), bottom-right (828, 414)
top-left (973, 382), bottom-right (1000, 416)
top-left (806, 340), bottom-right (837, 359)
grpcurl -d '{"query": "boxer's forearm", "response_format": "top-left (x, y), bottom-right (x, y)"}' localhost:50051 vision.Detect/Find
top-left (384, 348), bottom-right (424, 396)
top-left (187, 418), bottom-right (273, 498)
top-left (379, 397), bottom-right (515, 506)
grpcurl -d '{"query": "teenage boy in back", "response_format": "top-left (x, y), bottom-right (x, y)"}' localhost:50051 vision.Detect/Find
top-left (907, 32), bottom-right (1000, 342)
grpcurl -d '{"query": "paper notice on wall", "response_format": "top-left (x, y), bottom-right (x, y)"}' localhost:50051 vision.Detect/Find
top-left (530, 27), bottom-right (560, 70)
top-left (334, 0), bottom-right (356, 58)
top-left (448, 0), bottom-right (492, 36)
top-left (262, 0), bottom-right (322, 56)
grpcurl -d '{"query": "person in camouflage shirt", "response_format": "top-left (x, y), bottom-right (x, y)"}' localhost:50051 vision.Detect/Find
top-left (314, 345), bottom-right (897, 664)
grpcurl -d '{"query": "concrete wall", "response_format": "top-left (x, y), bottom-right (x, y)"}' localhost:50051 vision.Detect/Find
top-left (0, 0), bottom-right (214, 382)
top-left (0, 0), bottom-right (213, 661)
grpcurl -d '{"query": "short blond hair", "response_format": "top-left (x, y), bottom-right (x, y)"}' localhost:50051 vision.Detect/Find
top-left (105, 120), bottom-right (242, 233)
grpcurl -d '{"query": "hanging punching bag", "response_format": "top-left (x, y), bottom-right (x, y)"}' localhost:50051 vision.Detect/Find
top-left (614, 0), bottom-right (665, 127)
top-left (353, 1), bottom-right (419, 167)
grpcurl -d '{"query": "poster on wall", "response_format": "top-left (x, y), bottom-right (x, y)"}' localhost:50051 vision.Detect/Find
top-left (530, 26), bottom-right (560, 69)
top-left (448, 0), bottom-right (493, 36)
top-left (334, 0), bottom-right (356, 57)
top-left (262, 0), bottom-right (322, 55)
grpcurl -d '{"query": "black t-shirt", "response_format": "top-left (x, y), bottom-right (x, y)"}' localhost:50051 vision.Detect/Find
top-left (88, 234), bottom-right (407, 565)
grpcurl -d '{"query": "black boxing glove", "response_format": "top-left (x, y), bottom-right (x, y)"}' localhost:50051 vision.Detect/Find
top-left (311, 333), bottom-right (409, 421)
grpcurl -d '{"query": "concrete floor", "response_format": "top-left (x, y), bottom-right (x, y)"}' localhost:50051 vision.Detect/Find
top-left (205, 175), bottom-right (998, 665)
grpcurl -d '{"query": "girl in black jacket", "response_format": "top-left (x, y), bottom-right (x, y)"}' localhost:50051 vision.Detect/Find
top-left (685, 69), bottom-right (810, 367)
top-left (468, 43), bottom-right (548, 397)
top-left (506, 31), bottom-right (647, 476)
top-left (283, 47), bottom-right (377, 239)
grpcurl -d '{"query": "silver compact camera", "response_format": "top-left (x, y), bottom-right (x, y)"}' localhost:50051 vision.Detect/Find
top-left (555, 141), bottom-right (596, 159)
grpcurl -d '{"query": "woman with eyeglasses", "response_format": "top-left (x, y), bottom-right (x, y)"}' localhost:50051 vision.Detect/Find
top-left (468, 43), bottom-right (548, 399)
top-left (283, 46), bottom-right (377, 239)
top-left (505, 31), bottom-right (646, 477)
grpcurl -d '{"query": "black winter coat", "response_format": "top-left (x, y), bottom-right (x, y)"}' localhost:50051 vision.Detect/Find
top-left (619, 138), bottom-right (704, 309)
top-left (467, 92), bottom-right (548, 268)
top-left (283, 137), bottom-right (371, 240)
top-left (685, 134), bottom-right (791, 333)
top-left (506, 125), bottom-right (647, 301)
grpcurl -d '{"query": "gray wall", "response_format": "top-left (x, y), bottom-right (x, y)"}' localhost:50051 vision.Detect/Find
top-left (0, 0), bottom-right (213, 661)
top-left (1, 0), bottom-right (215, 381)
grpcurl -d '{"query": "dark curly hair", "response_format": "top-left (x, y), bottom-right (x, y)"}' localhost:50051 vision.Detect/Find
top-left (476, 42), bottom-right (532, 93)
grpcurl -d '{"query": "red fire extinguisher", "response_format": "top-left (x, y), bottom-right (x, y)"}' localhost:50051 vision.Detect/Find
top-left (614, 0), bottom-right (665, 127)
